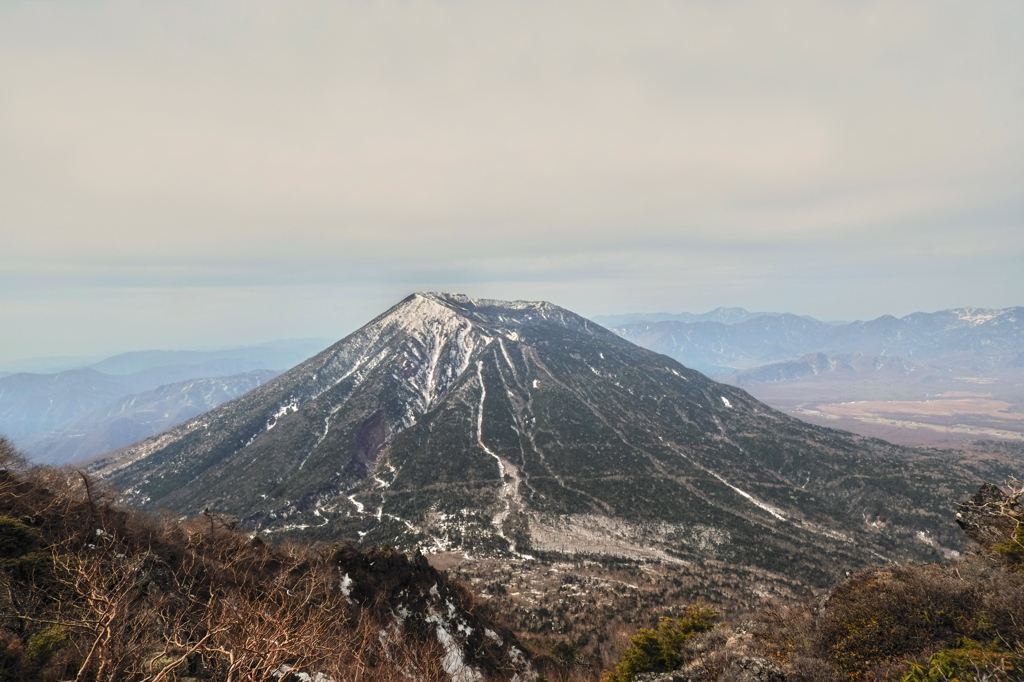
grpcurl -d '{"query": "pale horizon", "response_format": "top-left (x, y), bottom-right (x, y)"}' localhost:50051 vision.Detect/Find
top-left (1, 294), bottom-right (1018, 369)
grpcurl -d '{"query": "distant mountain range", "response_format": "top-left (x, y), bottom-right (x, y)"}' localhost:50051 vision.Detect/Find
top-left (21, 370), bottom-right (279, 465)
top-left (89, 294), bottom-right (1015, 594)
top-left (0, 338), bottom-right (332, 376)
top-left (0, 339), bottom-right (329, 464)
top-left (593, 307), bottom-right (823, 328)
top-left (7, 307), bottom-right (1021, 464)
top-left (730, 352), bottom-right (926, 386)
top-left (606, 306), bottom-right (1023, 377)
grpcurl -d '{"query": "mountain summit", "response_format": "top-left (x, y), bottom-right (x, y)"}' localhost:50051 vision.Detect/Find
top-left (92, 293), bottom-right (1000, 587)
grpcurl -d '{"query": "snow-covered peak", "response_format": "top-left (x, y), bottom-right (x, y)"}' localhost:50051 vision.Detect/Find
top-left (951, 307), bottom-right (1003, 327)
top-left (400, 293), bottom-right (604, 339)
top-left (276, 292), bottom-right (618, 433)
top-left (415, 292), bottom-right (559, 316)
top-left (383, 293), bottom-right (476, 337)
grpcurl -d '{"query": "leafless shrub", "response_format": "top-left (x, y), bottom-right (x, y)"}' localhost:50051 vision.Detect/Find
top-left (0, 443), bottom-right (531, 681)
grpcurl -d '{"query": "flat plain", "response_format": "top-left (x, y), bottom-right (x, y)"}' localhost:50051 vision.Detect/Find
top-left (739, 370), bottom-right (1024, 447)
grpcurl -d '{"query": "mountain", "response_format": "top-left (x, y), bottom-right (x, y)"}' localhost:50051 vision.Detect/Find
top-left (0, 368), bottom-right (147, 441)
top-left (20, 370), bottom-right (279, 465)
top-left (0, 363), bottom-right (269, 443)
top-left (0, 339), bottom-right (330, 452)
top-left (87, 338), bottom-right (332, 375)
top-left (0, 354), bottom-right (105, 374)
top-left (610, 307), bottom-right (1024, 446)
top-left (732, 352), bottom-right (927, 386)
top-left (0, 339), bottom-right (331, 376)
top-left (592, 307), bottom-right (816, 328)
top-left (610, 314), bottom-right (834, 375)
top-left (90, 293), bottom-right (1012, 592)
top-left (610, 307), bottom-right (1024, 374)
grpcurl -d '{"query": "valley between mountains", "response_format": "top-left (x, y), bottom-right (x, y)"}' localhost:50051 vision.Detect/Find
top-left (87, 294), bottom-right (1018, 613)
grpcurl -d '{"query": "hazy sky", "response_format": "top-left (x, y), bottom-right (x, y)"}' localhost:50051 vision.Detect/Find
top-left (1, 0), bottom-right (1022, 363)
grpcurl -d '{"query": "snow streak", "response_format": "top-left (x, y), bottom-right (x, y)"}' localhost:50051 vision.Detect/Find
top-left (476, 361), bottom-right (518, 551)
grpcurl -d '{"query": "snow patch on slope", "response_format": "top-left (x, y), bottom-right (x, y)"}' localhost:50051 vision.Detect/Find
top-left (953, 308), bottom-right (1002, 326)
top-left (476, 362), bottom-right (512, 543)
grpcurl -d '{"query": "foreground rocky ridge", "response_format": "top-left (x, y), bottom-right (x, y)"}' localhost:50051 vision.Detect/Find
top-left (90, 294), bottom-right (1018, 598)
top-left (0, 438), bottom-right (531, 682)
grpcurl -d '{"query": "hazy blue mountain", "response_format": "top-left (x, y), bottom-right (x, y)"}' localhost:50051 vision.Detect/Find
top-left (0, 369), bottom-right (140, 441)
top-left (604, 314), bottom-right (831, 375)
top-left (21, 369), bottom-right (279, 465)
top-left (610, 307), bottom-right (1024, 375)
top-left (91, 293), bottom-right (1010, 591)
top-left (593, 306), bottom-right (815, 328)
top-left (0, 355), bottom-right (105, 375)
top-left (0, 338), bottom-right (331, 376)
top-left (89, 338), bottom-right (331, 375)
top-left (0, 363), bottom-right (268, 442)
top-left (0, 339), bottom-right (331, 449)
top-left (731, 352), bottom-right (927, 386)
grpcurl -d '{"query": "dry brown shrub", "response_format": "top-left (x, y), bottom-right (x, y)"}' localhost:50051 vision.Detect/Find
top-left (0, 444), bottom-right (530, 682)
